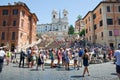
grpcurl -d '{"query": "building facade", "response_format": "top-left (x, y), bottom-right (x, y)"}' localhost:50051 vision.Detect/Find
top-left (75, 19), bottom-right (85, 33)
top-left (37, 9), bottom-right (69, 39)
top-left (0, 2), bottom-right (38, 51)
top-left (83, 0), bottom-right (120, 49)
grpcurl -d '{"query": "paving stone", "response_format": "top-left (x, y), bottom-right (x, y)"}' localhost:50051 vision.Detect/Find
top-left (0, 62), bottom-right (119, 80)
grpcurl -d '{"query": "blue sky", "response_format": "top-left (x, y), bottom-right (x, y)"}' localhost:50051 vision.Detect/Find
top-left (0, 0), bottom-right (102, 26)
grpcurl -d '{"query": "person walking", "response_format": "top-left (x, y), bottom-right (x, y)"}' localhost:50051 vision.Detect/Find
top-left (65, 49), bottom-right (71, 70)
top-left (6, 49), bottom-right (12, 65)
top-left (19, 49), bottom-right (26, 68)
top-left (82, 48), bottom-right (90, 77)
top-left (50, 49), bottom-right (55, 68)
top-left (114, 47), bottom-right (120, 79)
top-left (27, 47), bottom-right (32, 68)
top-left (77, 48), bottom-right (84, 70)
top-left (36, 51), bottom-right (44, 71)
top-left (57, 48), bottom-right (62, 68)
top-left (73, 49), bottom-right (78, 69)
top-left (0, 47), bottom-right (6, 73)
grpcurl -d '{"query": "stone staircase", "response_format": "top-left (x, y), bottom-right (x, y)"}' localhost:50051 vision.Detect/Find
top-left (46, 41), bottom-right (60, 49)
top-left (37, 38), bottom-right (53, 49)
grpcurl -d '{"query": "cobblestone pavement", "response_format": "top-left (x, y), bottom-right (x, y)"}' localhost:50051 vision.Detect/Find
top-left (0, 61), bottom-right (119, 80)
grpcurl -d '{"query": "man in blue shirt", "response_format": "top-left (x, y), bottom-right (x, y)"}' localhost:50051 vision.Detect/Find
top-left (77, 48), bottom-right (84, 70)
top-left (114, 47), bottom-right (120, 79)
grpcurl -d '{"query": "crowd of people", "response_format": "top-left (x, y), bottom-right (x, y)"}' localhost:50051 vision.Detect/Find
top-left (0, 47), bottom-right (17, 72)
top-left (0, 43), bottom-right (120, 79)
top-left (18, 46), bottom-right (91, 77)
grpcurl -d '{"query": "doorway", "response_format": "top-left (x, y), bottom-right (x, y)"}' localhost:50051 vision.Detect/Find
top-left (109, 43), bottom-right (114, 49)
top-left (11, 43), bottom-right (15, 52)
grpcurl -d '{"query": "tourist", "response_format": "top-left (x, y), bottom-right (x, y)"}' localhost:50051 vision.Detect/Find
top-left (77, 48), bottom-right (84, 70)
top-left (65, 49), bottom-right (71, 70)
top-left (0, 47), bottom-right (6, 73)
top-left (114, 47), bottom-right (120, 79)
top-left (31, 45), bottom-right (38, 68)
top-left (49, 49), bottom-right (55, 68)
top-left (27, 47), bottom-right (32, 68)
top-left (6, 49), bottom-right (12, 65)
top-left (82, 48), bottom-right (90, 77)
top-left (19, 49), bottom-right (26, 68)
top-left (36, 51), bottom-right (44, 71)
top-left (57, 48), bottom-right (62, 67)
top-left (73, 49), bottom-right (78, 69)
top-left (61, 48), bottom-right (66, 67)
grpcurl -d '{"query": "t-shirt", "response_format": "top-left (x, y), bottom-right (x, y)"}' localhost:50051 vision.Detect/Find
top-left (27, 49), bottom-right (31, 58)
top-left (79, 50), bottom-right (84, 57)
top-left (114, 50), bottom-right (120, 66)
top-left (0, 50), bottom-right (6, 57)
top-left (7, 52), bottom-right (11, 57)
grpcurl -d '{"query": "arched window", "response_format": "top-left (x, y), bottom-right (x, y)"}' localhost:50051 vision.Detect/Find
top-left (53, 15), bottom-right (55, 18)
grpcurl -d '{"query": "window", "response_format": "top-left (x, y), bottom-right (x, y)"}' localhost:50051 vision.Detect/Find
top-left (64, 25), bottom-right (66, 29)
top-left (118, 6), bottom-right (120, 12)
top-left (13, 9), bottom-right (18, 15)
top-left (28, 16), bottom-right (31, 21)
top-left (89, 27), bottom-right (91, 31)
top-left (2, 9), bottom-right (8, 15)
top-left (94, 24), bottom-right (97, 30)
top-left (12, 32), bottom-right (15, 40)
top-left (114, 29), bottom-right (119, 36)
top-left (107, 19), bottom-right (113, 25)
top-left (107, 6), bottom-right (110, 12)
top-left (95, 35), bottom-right (97, 39)
top-left (101, 32), bottom-right (103, 37)
top-left (109, 31), bottom-right (112, 36)
top-left (53, 15), bottom-right (55, 18)
top-left (93, 13), bottom-right (96, 19)
top-left (64, 14), bottom-right (66, 17)
top-left (1, 32), bottom-right (5, 40)
top-left (21, 20), bottom-right (24, 28)
top-left (89, 17), bottom-right (90, 21)
top-left (118, 19), bottom-right (120, 25)
top-left (100, 20), bottom-right (103, 26)
top-left (22, 11), bottom-right (25, 17)
top-left (89, 36), bottom-right (91, 40)
top-left (2, 20), bottom-right (7, 26)
top-left (86, 19), bottom-right (87, 24)
top-left (20, 33), bottom-right (23, 38)
top-left (45, 26), bottom-right (47, 31)
top-left (100, 8), bottom-right (102, 14)
top-left (13, 20), bottom-right (16, 26)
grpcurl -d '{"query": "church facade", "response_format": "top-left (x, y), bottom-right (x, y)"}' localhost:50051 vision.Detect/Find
top-left (37, 9), bottom-right (69, 39)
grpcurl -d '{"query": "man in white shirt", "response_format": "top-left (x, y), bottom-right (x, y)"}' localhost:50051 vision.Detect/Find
top-left (114, 47), bottom-right (120, 79)
top-left (0, 47), bottom-right (6, 73)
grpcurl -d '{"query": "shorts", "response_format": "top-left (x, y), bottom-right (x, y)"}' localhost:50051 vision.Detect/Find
top-left (116, 65), bottom-right (120, 74)
top-left (32, 56), bottom-right (36, 61)
top-left (28, 57), bottom-right (32, 62)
